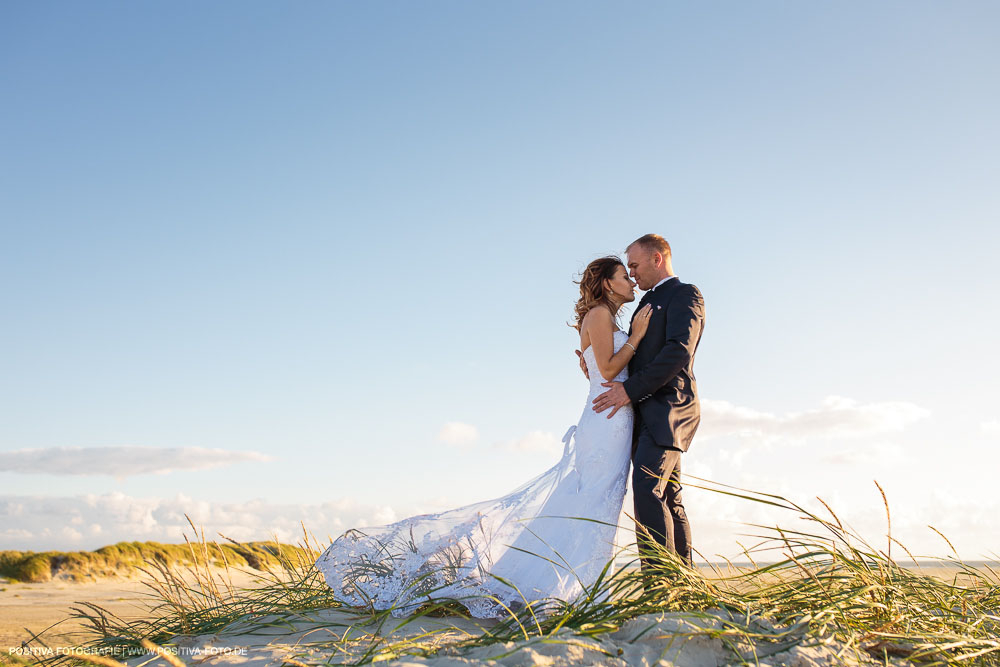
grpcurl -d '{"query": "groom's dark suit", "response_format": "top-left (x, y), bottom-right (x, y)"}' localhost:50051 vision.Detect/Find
top-left (624, 276), bottom-right (705, 569)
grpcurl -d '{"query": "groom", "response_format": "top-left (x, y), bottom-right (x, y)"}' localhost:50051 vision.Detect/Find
top-left (592, 234), bottom-right (705, 572)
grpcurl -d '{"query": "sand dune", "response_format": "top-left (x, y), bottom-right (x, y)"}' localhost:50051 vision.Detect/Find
top-left (4, 565), bottom-right (968, 666)
top-left (104, 608), bottom-right (867, 667)
top-left (1, 567), bottom-right (272, 656)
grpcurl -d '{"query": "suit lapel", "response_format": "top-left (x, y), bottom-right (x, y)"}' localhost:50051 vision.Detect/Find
top-left (652, 276), bottom-right (681, 303)
top-left (643, 277), bottom-right (681, 307)
top-left (630, 277), bottom-right (680, 333)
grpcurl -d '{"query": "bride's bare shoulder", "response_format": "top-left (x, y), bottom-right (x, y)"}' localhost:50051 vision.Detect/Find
top-left (580, 307), bottom-right (614, 352)
top-left (581, 305), bottom-right (614, 330)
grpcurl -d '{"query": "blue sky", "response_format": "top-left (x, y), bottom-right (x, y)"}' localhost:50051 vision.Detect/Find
top-left (2, 2), bottom-right (999, 559)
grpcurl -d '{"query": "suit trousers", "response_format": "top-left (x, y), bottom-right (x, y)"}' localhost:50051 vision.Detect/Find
top-left (631, 422), bottom-right (693, 571)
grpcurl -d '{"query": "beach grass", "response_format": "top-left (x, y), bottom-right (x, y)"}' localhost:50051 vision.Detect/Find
top-left (12, 480), bottom-right (1000, 667)
top-left (0, 539), bottom-right (315, 584)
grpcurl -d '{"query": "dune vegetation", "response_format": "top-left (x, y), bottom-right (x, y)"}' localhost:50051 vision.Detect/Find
top-left (10, 481), bottom-right (1000, 667)
top-left (0, 539), bottom-right (313, 584)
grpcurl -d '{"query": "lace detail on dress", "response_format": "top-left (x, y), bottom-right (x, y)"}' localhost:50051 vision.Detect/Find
top-left (314, 330), bottom-right (634, 619)
top-left (581, 329), bottom-right (631, 385)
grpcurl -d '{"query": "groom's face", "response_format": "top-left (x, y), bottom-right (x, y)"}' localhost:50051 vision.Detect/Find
top-left (626, 246), bottom-right (656, 291)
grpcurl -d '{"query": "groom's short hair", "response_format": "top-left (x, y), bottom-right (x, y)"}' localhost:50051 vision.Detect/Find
top-left (627, 234), bottom-right (672, 260)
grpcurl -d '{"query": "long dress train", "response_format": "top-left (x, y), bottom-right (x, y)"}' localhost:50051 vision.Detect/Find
top-left (313, 330), bottom-right (634, 618)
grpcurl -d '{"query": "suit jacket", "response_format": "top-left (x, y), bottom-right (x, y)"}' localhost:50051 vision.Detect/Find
top-left (623, 276), bottom-right (705, 453)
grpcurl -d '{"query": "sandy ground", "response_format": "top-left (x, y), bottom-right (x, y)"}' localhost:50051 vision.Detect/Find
top-left (1, 564), bottom-right (968, 666)
top-left (109, 608), bottom-right (878, 667)
top-left (0, 566), bottom-right (277, 656)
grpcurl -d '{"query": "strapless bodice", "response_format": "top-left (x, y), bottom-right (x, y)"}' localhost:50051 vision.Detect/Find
top-left (582, 329), bottom-right (630, 390)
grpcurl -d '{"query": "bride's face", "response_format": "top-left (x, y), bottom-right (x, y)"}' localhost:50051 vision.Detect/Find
top-left (605, 265), bottom-right (637, 303)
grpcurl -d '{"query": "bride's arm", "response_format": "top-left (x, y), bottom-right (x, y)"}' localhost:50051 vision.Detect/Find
top-left (584, 307), bottom-right (646, 380)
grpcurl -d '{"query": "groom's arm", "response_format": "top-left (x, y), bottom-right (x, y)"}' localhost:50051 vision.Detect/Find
top-left (622, 284), bottom-right (704, 403)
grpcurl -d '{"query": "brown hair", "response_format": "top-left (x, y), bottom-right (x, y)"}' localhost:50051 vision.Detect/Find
top-left (627, 233), bottom-right (672, 261)
top-left (570, 256), bottom-right (626, 332)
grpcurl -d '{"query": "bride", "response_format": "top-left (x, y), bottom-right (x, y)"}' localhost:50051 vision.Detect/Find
top-left (314, 256), bottom-right (653, 619)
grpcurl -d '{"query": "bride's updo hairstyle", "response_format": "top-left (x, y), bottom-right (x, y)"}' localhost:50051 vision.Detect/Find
top-left (571, 255), bottom-right (626, 332)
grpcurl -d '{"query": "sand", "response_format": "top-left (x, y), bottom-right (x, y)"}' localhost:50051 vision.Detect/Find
top-left (2, 565), bottom-right (942, 666)
top-left (1, 567), bottom-right (275, 657)
top-left (108, 608), bottom-right (874, 667)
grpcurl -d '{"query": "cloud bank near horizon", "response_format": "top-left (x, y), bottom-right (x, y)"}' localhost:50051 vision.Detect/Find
top-left (698, 395), bottom-right (929, 442)
top-left (0, 491), bottom-right (400, 552)
top-left (1, 484), bottom-right (995, 560)
top-left (4, 394), bottom-right (992, 559)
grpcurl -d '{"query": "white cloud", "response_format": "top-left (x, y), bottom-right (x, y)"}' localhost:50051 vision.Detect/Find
top-left (982, 420), bottom-right (1000, 436)
top-left (819, 442), bottom-right (905, 466)
top-left (366, 506), bottom-right (398, 527)
top-left (715, 446), bottom-right (751, 467)
top-left (0, 446), bottom-right (275, 478)
top-left (0, 492), bottom-right (403, 551)
top-left (497, 430), bottom-right (563, 454)
top-left (437, 422), bottom-right (479, 447)
top-left (624, 476), bottom-right (1000, 561)
top-left (699, 396), bottom-right (929, 443)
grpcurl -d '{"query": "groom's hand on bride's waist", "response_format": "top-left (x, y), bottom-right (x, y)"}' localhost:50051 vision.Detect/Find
top-left (592, 381), bottom-right (630, 418)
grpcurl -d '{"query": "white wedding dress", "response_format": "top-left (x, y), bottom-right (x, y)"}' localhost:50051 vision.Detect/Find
top-left (314, 330), bottom-right (634, 618)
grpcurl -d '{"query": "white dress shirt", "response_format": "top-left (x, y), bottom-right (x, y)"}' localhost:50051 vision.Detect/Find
top-left (651, 275), bottom-right (678, 291)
